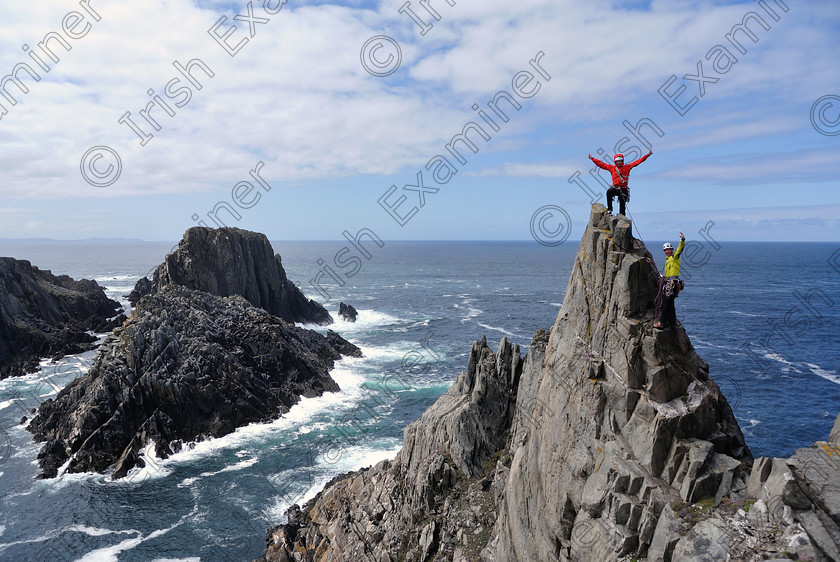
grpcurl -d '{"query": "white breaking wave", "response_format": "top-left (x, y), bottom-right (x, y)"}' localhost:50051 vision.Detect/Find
top-left (759, 350), bottom-right (803, 374)
top-left (301, 309), bottom-right (405, 335)
top-left (66, 526), bottom-right (139, 538)
top-left (0, 524), bottom-right (139, 556)
top-left (264, 440), bottom-right (402, 523)
top-left (93, 274), bottom-right (140, 283)
top-left (454, 300), bottom-right (483, 323)
top-left (728, 310), bottom-right (762, 317)
top-left (122, 443), bottom-right (173, 482)
top-left (477, 323), bottom-right (520, 339)
top-left (358, 341), bottom-right (441, 363)
top-left (805, 363), bottom-right (840, 386)
top-left (76, 501), bottom-right (199, 562)
top-left (138, 359), bottom-right (370, 475)
top-left (177, 457), bottom-right (259, 488)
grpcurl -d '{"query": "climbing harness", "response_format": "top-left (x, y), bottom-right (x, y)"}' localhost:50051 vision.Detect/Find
top-left (663, 278), bottom-right (684, 299)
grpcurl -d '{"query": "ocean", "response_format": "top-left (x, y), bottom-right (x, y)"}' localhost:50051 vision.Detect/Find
top-left (0, 239), bottom-right (838, 561)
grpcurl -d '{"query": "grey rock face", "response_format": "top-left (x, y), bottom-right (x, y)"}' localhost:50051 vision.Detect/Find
top-left (146, 227), bottom-right (332, 325)
top-left (259, 205), bottom-right (838, 562)
top-left (261, 335), bottom-right (526, 562)
top-left (0, 257), bottom-right (123, 379)
top-left (27, 285), bottom-right (359, 479)
top-left (671, 515), bottom-right (736, 561)
top-left (745, 423), bottom-right (840, 562)
top-left (494, 206), bottom-right (750, 561)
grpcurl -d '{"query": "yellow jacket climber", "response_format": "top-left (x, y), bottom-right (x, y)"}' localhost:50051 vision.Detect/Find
top-left (663, 236), bottom-right (685, 278)
top-left (655, 232), bottom-right (686, 329)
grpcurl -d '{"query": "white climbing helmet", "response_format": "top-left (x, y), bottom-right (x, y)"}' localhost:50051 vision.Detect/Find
top-left (663, 242), bottom-right (673, 250)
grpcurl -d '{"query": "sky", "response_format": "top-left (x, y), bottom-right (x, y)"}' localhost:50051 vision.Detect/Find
top-left (1, 0), bottom-right (839, 242)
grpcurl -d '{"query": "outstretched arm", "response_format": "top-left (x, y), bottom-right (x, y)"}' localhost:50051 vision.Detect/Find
top-left (674, 232), bottom-right (685, 258)
top-left (589, 154), bottom-right (610, 170)
top-left (628, 149), bottom-right (653, 169)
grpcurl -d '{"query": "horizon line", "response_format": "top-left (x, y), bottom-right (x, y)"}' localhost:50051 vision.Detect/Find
top-left (2, 238), bottom-right (839, 244)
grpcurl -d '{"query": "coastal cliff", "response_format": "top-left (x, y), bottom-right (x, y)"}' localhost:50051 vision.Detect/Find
top-left (259, 205), bottom-right (839, 561)
top-left (0, 257), bottom-right (122, 379)
top-left (130, 227), bottom-right (332, 325)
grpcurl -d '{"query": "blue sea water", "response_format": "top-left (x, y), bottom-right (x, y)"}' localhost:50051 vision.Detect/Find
top-left (0, 238), bottom-right (838, 561)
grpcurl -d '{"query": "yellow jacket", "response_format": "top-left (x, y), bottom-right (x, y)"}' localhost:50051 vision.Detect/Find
top-left (664, 238), bottom-right (685, 277)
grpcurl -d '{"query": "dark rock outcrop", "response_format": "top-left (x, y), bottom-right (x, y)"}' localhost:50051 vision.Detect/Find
top-left (0, 258), bottom-right (123, 379)
top-left (27, 285), bottom-right (360, 479)
top-left (339, 302), bottom-right (358, 323)
top-left (258, 205), bottom-right (762, 561)
top-left (126, 276), bottom-right (151, 307)
top-left (139, 227), bottom-right (332, 325)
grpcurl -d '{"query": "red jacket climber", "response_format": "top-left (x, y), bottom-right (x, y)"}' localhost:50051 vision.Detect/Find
top-left (588, 151), bottom-right (653, 216)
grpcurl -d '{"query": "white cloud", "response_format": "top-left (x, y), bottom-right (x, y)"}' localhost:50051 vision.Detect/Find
top-left (0, 0), bottom-right (837, 205)
top-left (464, 160), bottom-right (579, 178)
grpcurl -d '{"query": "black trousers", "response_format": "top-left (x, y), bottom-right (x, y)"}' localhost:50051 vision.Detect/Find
top-left (606, 187), bottom-right (628, 215)
top-left (661, 295), bottom-right (677, 327)
top-left (655, 278), bottom-right (680, 327)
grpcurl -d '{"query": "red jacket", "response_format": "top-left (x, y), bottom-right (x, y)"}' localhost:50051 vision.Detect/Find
top-left (591, 153), bottom-right (651, 188)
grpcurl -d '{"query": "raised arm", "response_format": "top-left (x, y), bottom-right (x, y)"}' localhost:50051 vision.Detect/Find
top-left (674, 233), bottom-right (685, 258)
top-left (589, 154), bottom-right (611, 171)
top-left (628, 149), bottom-right (653, 169)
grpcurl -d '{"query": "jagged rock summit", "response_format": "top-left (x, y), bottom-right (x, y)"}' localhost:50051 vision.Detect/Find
top-left (130, 227), bottom-right (332, 325)
top-left (494, 206), bottom-right (753, 560)
top-left (259, 205), bottom-right (763, 561)
top-left (0, 257), bottom-right (123, 379)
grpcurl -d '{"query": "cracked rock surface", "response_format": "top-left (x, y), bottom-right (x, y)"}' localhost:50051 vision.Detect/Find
top-left (28, 284), bottom-right (359, 480)
top-left (258, 206), bottom-right (838, 562)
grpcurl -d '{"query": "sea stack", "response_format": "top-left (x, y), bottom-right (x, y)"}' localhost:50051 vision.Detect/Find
top-left (259, 205), bottom-right (837, 561)
top-left (339, 302), bottom-right (358, 323)
top-left (131, 227), bottom-right (332, 325)
top-left (0, 258), bottom-right (123, 379)
top-left (28, 228), bottom-right (360, 479)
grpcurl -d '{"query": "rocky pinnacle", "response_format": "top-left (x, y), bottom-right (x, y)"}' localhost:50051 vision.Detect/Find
top-left (134, 227), bottom-right (332, 325)
top-left (259, 205), bottom-right (759, 561)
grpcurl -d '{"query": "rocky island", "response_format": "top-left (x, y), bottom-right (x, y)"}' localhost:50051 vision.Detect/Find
top-left (0, 257), bottom-right (123, 379)
top-left (28, 228), bottom-right (360, 479)
top-left (258, 206), bottom-right (840, 561)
